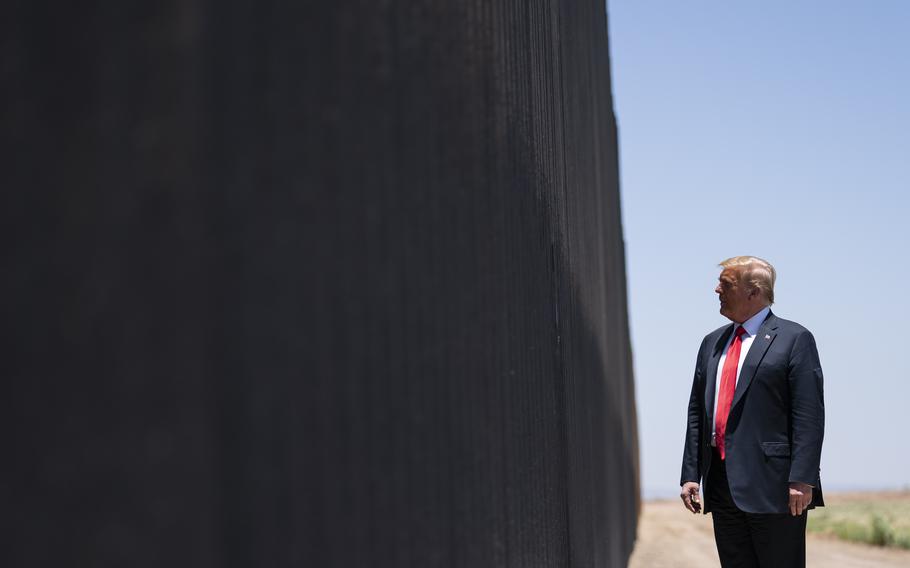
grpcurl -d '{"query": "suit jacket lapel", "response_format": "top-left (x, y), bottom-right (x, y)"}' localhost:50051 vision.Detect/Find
top-left (704, 324), bottom-right (734, 425)
top-left (731, 312), bottom-right (779, 409)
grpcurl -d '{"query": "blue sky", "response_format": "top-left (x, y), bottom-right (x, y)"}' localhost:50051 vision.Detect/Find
top-left (607, 1), bottom-right (910, 498)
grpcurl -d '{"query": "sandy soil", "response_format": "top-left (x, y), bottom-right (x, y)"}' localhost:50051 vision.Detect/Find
top-left (629, 495), bottom-right (910, 568)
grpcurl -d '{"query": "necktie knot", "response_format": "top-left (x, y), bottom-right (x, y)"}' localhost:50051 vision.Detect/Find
top-left (735, 326), bottom-right (747, 338)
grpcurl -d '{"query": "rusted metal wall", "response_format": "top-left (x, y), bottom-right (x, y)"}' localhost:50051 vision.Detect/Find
top-left (2, 1), bottom-right (637, 567)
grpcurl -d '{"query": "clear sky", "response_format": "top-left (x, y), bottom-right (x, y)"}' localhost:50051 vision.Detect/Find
top-left (607, 1), bottom-right (910, 498)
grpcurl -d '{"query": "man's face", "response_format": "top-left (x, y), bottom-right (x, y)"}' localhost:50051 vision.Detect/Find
top-left (715, 267), bottom-right (754, 323)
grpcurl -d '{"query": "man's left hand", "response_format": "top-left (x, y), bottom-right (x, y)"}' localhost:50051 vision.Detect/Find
top-left (788, 482), bottom-right (813, 516)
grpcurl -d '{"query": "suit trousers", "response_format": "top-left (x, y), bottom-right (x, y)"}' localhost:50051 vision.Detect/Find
top-left (708, 448), bottom-right (807, 568)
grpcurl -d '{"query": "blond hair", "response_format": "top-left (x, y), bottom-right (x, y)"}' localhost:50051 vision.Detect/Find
top-left (719, 256), bottom-right (776, 305)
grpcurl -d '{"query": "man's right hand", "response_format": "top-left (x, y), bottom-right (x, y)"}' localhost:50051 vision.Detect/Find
top-left (680, 481), bottom-right (701, 514)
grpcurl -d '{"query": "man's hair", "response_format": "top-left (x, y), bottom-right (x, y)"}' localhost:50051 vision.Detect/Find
top-left (719, 256), bottom-right (776, 305)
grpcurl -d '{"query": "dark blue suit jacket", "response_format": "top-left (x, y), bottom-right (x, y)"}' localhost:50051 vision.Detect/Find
top-left (680, 311), bottom-right (825, 514)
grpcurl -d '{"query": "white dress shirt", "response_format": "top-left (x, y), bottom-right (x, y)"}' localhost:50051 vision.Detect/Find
top-left (711, 305), bottom-right (771, 446)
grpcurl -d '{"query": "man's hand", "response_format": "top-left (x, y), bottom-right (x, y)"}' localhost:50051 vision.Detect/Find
top-left (680, 481), bottom-right (701, 514)
top-left (788, 482), bottom-right (813, 516)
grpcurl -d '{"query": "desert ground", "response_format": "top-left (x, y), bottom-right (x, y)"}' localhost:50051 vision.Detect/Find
top-left (629, 492), bottom-right (910, 568)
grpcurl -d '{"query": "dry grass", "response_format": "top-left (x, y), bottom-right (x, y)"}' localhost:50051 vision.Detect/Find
top-left (808, 491), bottom-right (910, 549)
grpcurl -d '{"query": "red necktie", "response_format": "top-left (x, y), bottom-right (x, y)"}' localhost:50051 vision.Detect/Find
top-left (715, 326), bottom-right (747, 460)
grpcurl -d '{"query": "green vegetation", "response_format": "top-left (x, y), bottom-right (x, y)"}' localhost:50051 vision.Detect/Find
top-left (808, 493), bottom-right (910, 550)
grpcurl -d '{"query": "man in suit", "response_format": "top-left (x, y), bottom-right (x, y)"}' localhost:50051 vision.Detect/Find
top-left (679, 256), bottom-right (825, 568)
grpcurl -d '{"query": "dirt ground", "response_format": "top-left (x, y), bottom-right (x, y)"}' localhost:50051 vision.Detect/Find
top-left (629, 494), bottom-right (910, 568)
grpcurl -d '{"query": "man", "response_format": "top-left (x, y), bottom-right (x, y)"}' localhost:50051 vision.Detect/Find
top-left (679, 256), bottom-right (825, 568)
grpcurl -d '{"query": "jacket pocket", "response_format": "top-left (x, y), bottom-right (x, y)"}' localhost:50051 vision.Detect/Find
top-left (761, 441), bottom-right (791, 458)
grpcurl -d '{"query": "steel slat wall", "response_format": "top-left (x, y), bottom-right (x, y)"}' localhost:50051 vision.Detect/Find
top-left (2, 1), bottom-right (638, 566)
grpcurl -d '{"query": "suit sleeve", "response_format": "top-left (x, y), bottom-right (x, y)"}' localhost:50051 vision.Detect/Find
top-left (788, 330), bottom-right (825, 486)
top-left (680, 337), bottom-right (708, 486)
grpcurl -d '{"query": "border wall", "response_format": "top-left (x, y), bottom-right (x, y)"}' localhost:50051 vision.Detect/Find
top-left (2, 1), bottom-right (638, 566)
